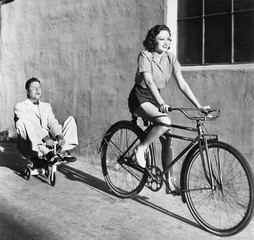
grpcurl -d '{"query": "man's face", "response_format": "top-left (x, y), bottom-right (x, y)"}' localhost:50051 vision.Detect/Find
top-left (26, 81), bottom-right (41, 101)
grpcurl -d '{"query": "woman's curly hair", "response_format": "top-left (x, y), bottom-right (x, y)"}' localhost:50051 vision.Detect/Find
top-left (143, 25), bottom-right (171, 52)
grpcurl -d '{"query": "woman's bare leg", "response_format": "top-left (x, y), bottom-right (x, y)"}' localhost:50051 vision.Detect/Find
top-left (160, 133), bottom-right (172, 181)
top-left (160, 133), bottom-right (180, 194)
top-left (135, 102), bottom-right (180, 193)
top-left (134, 102), bottom-right (170, 167)
top-left (135, 102), bottom-right (171, 147)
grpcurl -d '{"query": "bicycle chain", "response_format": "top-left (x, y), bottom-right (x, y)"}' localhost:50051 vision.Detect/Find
top-left (146, 166), bottom-right (163, 192)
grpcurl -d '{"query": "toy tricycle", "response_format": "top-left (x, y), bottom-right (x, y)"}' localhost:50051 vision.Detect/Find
top-left (23, 143), bottom-right (63, 186)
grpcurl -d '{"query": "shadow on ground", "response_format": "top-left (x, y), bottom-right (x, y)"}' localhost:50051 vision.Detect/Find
top-left (0, 142), bottom-right (27, 174)
top-left (58, 163), bottom-right (202, 232)
top-left (0, 142), bottom-right (202, 233)
top-left (58, 163), bottom-right (113, 195)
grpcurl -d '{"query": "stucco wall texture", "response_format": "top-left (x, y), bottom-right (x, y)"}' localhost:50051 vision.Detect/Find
top-left (0, 0), bottom-right (164, 153)
top-left (163, 65), bottom-right (254, 170)
top-left (1, 1), bottom-right (254, 171)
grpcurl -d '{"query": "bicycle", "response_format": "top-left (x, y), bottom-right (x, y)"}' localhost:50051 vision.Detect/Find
top-left (100, 107), bottom-right (254, 236)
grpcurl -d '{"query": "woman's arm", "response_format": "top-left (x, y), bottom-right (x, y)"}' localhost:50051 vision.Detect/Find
top-left (143, 72), bottom-right (165, 106)
top-left (142, 72), bottom-right (169, 113)
top-left (174, 71), bottom-right (202, 108)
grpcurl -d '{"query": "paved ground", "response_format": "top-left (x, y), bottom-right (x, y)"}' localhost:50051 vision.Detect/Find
top-left (0, 142), bottom-right (253, 240)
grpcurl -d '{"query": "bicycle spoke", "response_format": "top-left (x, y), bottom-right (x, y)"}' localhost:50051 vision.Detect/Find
top-left (184, 141), bottom-right (254, 236)
top-left (101, 121), bottom-right (148, 198)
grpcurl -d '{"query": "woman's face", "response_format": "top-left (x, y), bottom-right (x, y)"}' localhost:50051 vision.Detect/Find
top-left (154, 30), bottom-right (172, 53)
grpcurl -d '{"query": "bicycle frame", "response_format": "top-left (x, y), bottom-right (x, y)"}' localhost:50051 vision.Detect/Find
top-left (143, 119), bottom-right (218, 193)
top-left (101, 107), bottom-right (254, 235)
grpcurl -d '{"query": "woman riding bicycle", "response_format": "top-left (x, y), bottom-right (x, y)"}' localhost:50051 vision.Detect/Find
top-left (128, 24), bottom-right (210, 194)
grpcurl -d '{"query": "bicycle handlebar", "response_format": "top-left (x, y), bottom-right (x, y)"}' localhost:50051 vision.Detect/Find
top-left (168, 107), bottom-right (220, 121)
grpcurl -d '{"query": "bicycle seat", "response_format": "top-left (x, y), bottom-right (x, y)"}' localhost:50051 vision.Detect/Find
top-left (131, 114), bottom-right (149, 126)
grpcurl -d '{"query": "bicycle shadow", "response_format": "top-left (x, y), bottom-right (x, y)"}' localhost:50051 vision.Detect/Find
top-left (57, 163), bottom-right (114, 196)
top-left (0, 143), bottom-right (204, 232)
top-left (57, 163), bottom-right (204, 232)
top-left (133, 194), bottom-right (203, 230)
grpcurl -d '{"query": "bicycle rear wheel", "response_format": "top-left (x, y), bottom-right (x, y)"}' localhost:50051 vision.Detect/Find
top-left (184, 141), bottom-right (254, 236)
top-left (101, 121), bottom-right (149, 198)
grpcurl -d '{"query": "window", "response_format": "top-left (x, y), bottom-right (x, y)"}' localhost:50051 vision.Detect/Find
top-left (177, 0), bottom-right (254, 65)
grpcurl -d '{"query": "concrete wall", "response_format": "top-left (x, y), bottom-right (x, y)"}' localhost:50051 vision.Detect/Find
top-left (0, 0), bottom-right (165, 154)
top-left (161, 64), bottom-right (254, 170)
top-left (1, 0), bottom-right (254, 171)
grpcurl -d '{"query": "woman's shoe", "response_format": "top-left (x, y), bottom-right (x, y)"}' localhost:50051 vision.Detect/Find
top-left (134, 145), bottom-right (147, 168)
top-left (166, 177), bottom-right (181, 195)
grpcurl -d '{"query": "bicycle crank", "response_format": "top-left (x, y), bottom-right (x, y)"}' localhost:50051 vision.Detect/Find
top-left (146, 166), bottom-right (163, 191)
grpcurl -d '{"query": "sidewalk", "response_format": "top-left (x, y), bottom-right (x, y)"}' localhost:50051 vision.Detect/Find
top-left (0, 142), bottom-right (253, 240)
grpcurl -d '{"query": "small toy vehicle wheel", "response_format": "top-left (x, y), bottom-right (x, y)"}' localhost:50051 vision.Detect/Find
top-left (24, 168), bottom-right (31, 180)
top-left (44, 166), bottom-right (50, 178)
top-left (50, 172), bottom-right (56, 186)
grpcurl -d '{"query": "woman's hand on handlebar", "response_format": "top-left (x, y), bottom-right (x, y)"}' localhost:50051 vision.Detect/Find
top-left (199, 105), bottom-right (214, 118)
top-left (159, 103), bottom-right (170, 113)
top-left (199, 105), bottom-right (211, 111)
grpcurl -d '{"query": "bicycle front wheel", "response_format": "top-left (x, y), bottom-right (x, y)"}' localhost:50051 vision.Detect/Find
top-left (184, 141), bottom-right (254, 236)
top-left (101, 121), bottom-right (149, 198)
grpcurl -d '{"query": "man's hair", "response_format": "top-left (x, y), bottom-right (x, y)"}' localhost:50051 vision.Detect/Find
top-left (143, 25), bottom-right (171, 52)
top-left (25, 77), bottom-right (41, 90)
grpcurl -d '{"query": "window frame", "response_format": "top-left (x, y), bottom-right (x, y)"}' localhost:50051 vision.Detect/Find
top-left (177, 0), bottom-right (254, 66)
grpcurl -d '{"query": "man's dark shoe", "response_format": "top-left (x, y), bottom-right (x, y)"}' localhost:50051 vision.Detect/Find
top-left (60, 151), bottom-right (77, 162)
top-left (45, 151), bottom-right (58, 163)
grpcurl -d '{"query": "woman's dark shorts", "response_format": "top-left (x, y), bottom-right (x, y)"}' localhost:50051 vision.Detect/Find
top-left (128, 84), bottom-right (160, 114)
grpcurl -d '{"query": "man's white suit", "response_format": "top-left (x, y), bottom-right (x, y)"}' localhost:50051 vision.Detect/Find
top-left (14, 99), bottom-right (78, 157)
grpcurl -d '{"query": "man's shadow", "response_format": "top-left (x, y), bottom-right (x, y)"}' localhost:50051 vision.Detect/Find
top-left (0, 142), bottom-right (50, 185)
top-left (0, 142), bottom-right (28, 175)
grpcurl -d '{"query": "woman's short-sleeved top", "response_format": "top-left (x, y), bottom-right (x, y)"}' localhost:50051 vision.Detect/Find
top-left (135, 50), bottom-right (181, 89)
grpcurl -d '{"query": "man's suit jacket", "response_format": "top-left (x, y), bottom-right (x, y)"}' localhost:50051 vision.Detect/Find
top-left (14, 99), bottom-right (62, 140)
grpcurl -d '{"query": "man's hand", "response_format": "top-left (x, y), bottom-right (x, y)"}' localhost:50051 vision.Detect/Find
top-left (43, 136), bottom-right (55, 148)
top-left (56, 134), bottom-right (65, 146)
